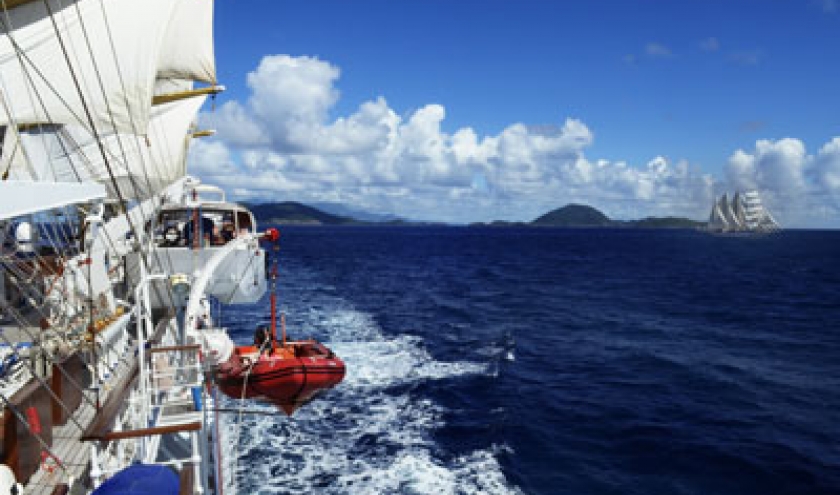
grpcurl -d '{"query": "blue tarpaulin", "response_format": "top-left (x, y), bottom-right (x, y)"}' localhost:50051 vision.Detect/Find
top-left (92, 465), bottom-right (179, 495)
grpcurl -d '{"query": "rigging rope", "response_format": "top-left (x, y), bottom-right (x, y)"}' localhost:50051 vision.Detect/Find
top-left (0, 1), bottom-right (226, 487)
top-left (41, 0), bottom-right (181, 323)
top-left (0, 328), bottom-right (88, 433)
top-left (40, 0), bottom-right (127, 214)
top-left (0, 293), bottom-right (105, 412)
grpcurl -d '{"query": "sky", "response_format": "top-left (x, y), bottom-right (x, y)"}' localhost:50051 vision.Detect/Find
top-left (189, 0), bottom-right (840, 227)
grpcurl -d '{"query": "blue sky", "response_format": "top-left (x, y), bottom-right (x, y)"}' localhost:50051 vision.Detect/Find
top-left (193, 0), bottom-right (840, 226)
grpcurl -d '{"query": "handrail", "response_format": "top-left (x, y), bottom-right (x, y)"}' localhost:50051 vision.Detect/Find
top-left (98, 421), bottom-right (202, 441)
top-left (79, 363), bottom-right (139, 442)
top-left (80, 316), bottom-right (170, 442)
top-left (0, 0), bottom-right (38, 9)
top-left (149, 344), bottom-right (201, 354)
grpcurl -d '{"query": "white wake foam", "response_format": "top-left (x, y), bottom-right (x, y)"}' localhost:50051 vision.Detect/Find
top-left (222, 303), bottom-right (520, 494)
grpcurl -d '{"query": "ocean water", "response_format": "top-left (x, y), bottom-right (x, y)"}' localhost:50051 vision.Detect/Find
top-left (219, 227), bottom-right (840, 495)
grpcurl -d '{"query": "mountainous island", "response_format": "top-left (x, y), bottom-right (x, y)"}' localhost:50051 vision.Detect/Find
top-left (247, 202), bottom-right (354, 225)
top-left (246, 202), bottom-right (421, 226)
top-left (532, 204), bottom-right (612, 227)
top-left (246, 201), bottom-right (705, 229)
top-left (524, 204), bottom-right (705, 229)
top-left (469, 204), bottom-right (704, 228)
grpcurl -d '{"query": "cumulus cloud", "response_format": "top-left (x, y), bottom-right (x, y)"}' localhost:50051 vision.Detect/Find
top-left (726, 138), bottom-right (840, 226)
top-left (193, 54), bottom-right (803, 223)
top-left (727, 138), bottom-right (807, 194)
top-left (814, 138), bottom-right (840, 190)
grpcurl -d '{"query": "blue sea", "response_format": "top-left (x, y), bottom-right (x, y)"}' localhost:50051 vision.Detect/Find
top-left (220, 227), bottom-right (840, 495)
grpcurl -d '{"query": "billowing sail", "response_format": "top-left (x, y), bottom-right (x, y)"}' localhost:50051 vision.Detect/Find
top-left (708, 199), bottom-right (730, 230)
top-left (145, 95), bottom-right (208, 187)
top-left (718, 193), bottom-right (740, 230)
top-left (0, 0), bottom-right (176, 133)
top-left (157, 0), bottom-right (216, 84)
top-left (154, 79), bottom-right (195, 98)
top-left (731, 192), bottom-right (747, 229)
top-left (2, 96), bottom-right (207, 199)
top-left (707, 190), bottom-right (780, 233)
top-left (742, 190), bottom-right (780, 232)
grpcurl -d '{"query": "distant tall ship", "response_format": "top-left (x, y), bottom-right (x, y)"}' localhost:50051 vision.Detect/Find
top-left (707, 190), bottom-right (780, 233)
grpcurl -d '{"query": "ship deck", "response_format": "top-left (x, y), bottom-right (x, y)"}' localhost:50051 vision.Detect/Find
top-left (0, 314), bottom-right (192, 494)
top-left (26, 389), bottom-right (99, 494)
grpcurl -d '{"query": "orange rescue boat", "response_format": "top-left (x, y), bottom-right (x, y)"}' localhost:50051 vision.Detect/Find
top-left (216, 338), bottom-right (345, 415)
top-left (215, 228), bottom-right (345, 415)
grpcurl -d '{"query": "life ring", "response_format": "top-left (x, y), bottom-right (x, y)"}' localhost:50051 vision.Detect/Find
top-left (40, 451), bottom-right (59, 474)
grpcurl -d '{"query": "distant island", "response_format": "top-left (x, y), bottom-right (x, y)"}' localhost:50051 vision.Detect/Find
top-left (247, 202), bottom-right (355, 225)
top-left (472, 204), bottom-right (704, 229)
top-left (246, 201), bottom-right (427, 226)
top-left (528, 204), bottom-right (704, 229)
top-left (532, 204), bottom-right (612, 227)
top-left (246, 201), bottom-right (705, 229)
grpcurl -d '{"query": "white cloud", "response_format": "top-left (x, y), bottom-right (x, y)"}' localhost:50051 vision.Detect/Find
top-left (726, 138), bottom-right (840, 227)
top-left (201, 101), bottom-right (269, 147)
top-left (249, 55), bottom-right (339, 124)
top-left (727, 138), bottom-right (807, 194)
top-left (187, 54), bottom-right (840, 225)
top-left (814, 137), bottom-right (840, 190)
top-left (188, 139), bottom-right (238, 176)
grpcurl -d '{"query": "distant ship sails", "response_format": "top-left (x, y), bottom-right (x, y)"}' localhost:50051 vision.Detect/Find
top-left (707, 191), bottom-right (780, 233)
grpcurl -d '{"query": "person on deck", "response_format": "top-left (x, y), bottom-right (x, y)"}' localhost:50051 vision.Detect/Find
top-left (183, 216), bottom-right (215, 247)
top-left (221, 222), bottom-right (236, 242)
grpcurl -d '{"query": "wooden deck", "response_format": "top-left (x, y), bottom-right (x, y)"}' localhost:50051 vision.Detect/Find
top-left (26, 351), bottom-right (135, 495)
top-left (26, 392), bottom-right (98, 495)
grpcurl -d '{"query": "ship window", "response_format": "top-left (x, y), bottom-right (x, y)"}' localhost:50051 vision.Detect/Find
top-left (154, 208), bottom-right (253, 248)
top-left (156, 209), bottom-right (234, 247)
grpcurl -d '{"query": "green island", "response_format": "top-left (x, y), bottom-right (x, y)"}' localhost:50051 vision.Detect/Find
top-left (247, 201), bottom-right (705, 229)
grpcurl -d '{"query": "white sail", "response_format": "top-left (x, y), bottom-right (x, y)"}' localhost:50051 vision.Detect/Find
top-left (146, 94), bottom-right (208, 187)
top-left (718, 193), bottom-right (736, 230)
top-left (708, 200), bottom-right (730, 230)
top-left (731, 192), bottom-right (747, 229)
top-left (157, 0), bottom-right (216, 84)
top-left (706, 190), bottom-right (781, 233)
top-left (742, 190), bottom-right (780, 232)
top-left (154, 78), bottom-right (194, 97)
top-left (0, 0), bottom-right (176, 133)
top-left (2, 95), bottom-right (207, 199)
